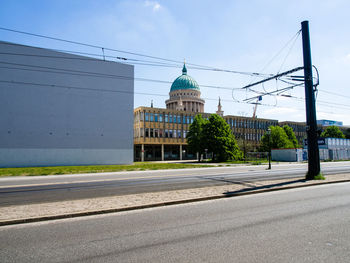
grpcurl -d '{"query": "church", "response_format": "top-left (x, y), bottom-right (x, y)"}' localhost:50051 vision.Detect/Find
top-left (133, 64), bottom-right (306, 161)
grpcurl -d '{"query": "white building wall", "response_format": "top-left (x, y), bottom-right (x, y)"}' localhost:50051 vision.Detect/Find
top-left (271, 149), bottom-right (303, 162)
top-left (0, 41), bottom-right (134, 167)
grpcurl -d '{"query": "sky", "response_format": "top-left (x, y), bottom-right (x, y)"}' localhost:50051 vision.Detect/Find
top-left (1, 0), bottom-right (349, 125)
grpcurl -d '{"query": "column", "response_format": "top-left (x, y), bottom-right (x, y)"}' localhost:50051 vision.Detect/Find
top-left (180, 144), bottom-right (183, 160)
top-left (141, 144), bottom-right (144, 162)
top-left (161, 144), bottom-right (164, 161)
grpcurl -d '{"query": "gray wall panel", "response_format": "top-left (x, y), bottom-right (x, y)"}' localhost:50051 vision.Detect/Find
top-left (0, 41), bottom-right (134, 166)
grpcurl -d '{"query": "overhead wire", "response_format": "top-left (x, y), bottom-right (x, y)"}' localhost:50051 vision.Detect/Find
top-left (318, 90), bottom-right (350, 99)
top-left (0, 79), bottom-right (281, 109)
top-left (245, 30), bottom-right (302, 86)
top-left (239, 30), bottom-right (302, 108)
top-left (0, 61), bottom-right (246, 91)
top-left (1, 27), bottom-right (349, 117)
top-left (0, 27), bottom-right (271, 77)
top-left (277, 30), bottom-right (301, 74)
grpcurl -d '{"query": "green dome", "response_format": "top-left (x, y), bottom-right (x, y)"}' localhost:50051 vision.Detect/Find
top-left (170, 64), bottom-right (200, 92)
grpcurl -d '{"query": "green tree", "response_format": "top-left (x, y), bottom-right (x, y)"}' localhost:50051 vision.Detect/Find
top-left (202, 114), bottom-right (242, 162)
top-left (259, 126), bottom-right (294, 152)
top-left (187, 114), bottom-right (207, 162)
top-left (320, 125), bottom-right (345, 138)
top-left (283, 125), bottom-right (300, 148)
top-left (344, 128), bottom-right (350, 139)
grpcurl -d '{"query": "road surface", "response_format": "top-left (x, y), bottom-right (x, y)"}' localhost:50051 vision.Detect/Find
top-left (1, 182), bottom-right (349, 262)
top-left (0, 162), bottom-right (349, 205)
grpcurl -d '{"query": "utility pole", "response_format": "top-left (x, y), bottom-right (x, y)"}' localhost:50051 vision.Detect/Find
top-left (301, 20), bottom-right (320, 179)
top-left (240, 21), bottom-right (320, 178)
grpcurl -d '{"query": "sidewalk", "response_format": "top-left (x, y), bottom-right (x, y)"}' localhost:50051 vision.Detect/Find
top-left (1, 173), bottom-right (350, 226)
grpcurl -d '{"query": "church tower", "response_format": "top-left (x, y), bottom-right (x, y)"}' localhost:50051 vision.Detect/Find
top-left (216, 97), bottom-right (224, 117)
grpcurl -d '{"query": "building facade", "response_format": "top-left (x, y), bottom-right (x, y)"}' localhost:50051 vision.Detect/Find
top-left (133, 106), bottom-right (288, 161)
top-left (0, 41), bottom-right (134, 167)
top-left (317, 119), bottom-right (343, 127)
top-left (133, 63), bottom-right (308, 161)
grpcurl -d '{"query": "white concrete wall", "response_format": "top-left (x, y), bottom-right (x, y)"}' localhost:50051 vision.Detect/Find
top-left (271, 149), bottom-right (303, 162)
top-left (0, 41), bottom-right (134, 167)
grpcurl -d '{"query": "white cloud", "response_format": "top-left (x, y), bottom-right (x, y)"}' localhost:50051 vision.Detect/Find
top-left (144, 1), bottom-right (161, 12)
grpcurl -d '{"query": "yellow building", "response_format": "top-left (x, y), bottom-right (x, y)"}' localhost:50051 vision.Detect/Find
top-left (133, 64), bottom-right (308, 161)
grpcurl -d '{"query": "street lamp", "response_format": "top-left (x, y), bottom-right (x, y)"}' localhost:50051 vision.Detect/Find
top-left (266, 128), bottom-right (272, 170)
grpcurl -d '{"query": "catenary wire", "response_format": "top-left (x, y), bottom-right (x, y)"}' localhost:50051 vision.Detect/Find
top-left (2, 62), bottom-right (348, 110)
top-left (1, 29), bottom-right (349, 116)
top-left (0, 62), bottom-right (243, 91)
top-left (0, 27), bottom-right (272, 77)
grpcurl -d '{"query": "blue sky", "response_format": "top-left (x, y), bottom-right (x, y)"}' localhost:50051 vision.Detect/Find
top-left (1, 0), bottom-right (349, 125)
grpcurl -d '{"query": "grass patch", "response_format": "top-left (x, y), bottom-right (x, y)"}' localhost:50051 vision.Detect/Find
top-left (305, 172), bottom-right (326, 180)
top-left (0, 162), bottom-right (214, 177)
top-left (314, 173), bottom-right (326, 180)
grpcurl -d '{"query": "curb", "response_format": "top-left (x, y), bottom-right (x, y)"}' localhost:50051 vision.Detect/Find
top-left (1, 179), bottom-right (350, 227)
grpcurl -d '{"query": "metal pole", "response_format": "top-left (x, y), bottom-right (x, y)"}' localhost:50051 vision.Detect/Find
top-left (267, 128), bottom-right (271, 169)
top-left (301, 21), bottom-right (320, 179)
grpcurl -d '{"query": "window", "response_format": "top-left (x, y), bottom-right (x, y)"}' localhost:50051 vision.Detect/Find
top-left (155, 129), bottom-right (159, 138)
top-left (183, 130), bottom-right (187, 138)
top-left (154, 113), bottom-right (158, 122)
top-left (145, 113), bottom-right (149, 122)
top-left (145, 128), bottom-right (149, 137)
top-left (140, 128), bottom-right (144, 137)
top-left (183, 116), bottom-right (186, 124)
top-left (169, 114), bottom-right (173, 123)
top-left (140, 112), bottom-right (144, 121)
top-left (174, 130), bottom-right (177, 138)
top-left (178, 115), bottom-right (181, 124)
top-left (165, 129), bottom-right (169, 138)
top-left (150, 128), bottom-right (154, 137)
top-left (169, 130), bottom-right (173, 138)
top-left (187, 116), bottom-right (190, 124)
top-left (165, 114), bottom-right (168, 123)
top-left (173, 115), bottom-right (177, 123)
top-left (159, 114), bottom-right (163, 122)
top-left (178, 130), bottom-right (181, 138)
top-left (150, 113), bottom-right (154, 122)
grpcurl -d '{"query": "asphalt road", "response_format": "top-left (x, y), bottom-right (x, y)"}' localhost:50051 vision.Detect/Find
top-left (0, 162), bottom-right (349, 206)
top-left (1, 182), bottom-right (349, 262)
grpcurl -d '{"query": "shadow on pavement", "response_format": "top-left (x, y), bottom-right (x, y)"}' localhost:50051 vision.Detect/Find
top-left (223, 179), bottom-right (307, 197)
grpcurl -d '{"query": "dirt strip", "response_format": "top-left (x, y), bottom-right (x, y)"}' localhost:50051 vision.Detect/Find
top-left (1, 173), bottom-right (350, 226)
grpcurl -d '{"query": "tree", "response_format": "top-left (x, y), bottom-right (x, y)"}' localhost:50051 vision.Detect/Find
top-left (283, 125), bottom-right (300, 148)
top-left (202, 114), bottom-right (242, 162)
top-left (320, 125), bottom-right (345, 138)
top-left (187, 114), bottom-right (207, 162)
top-left (259, 126), bottom-right (294, 152)
top-left (344, 128), bottom-right (350, 139)
top-left (236, 138), bottom-right (255, 156)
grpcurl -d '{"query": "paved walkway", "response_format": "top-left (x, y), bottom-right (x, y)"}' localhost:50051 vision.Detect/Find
top-left (1, 173), bottom-right (350, 226)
